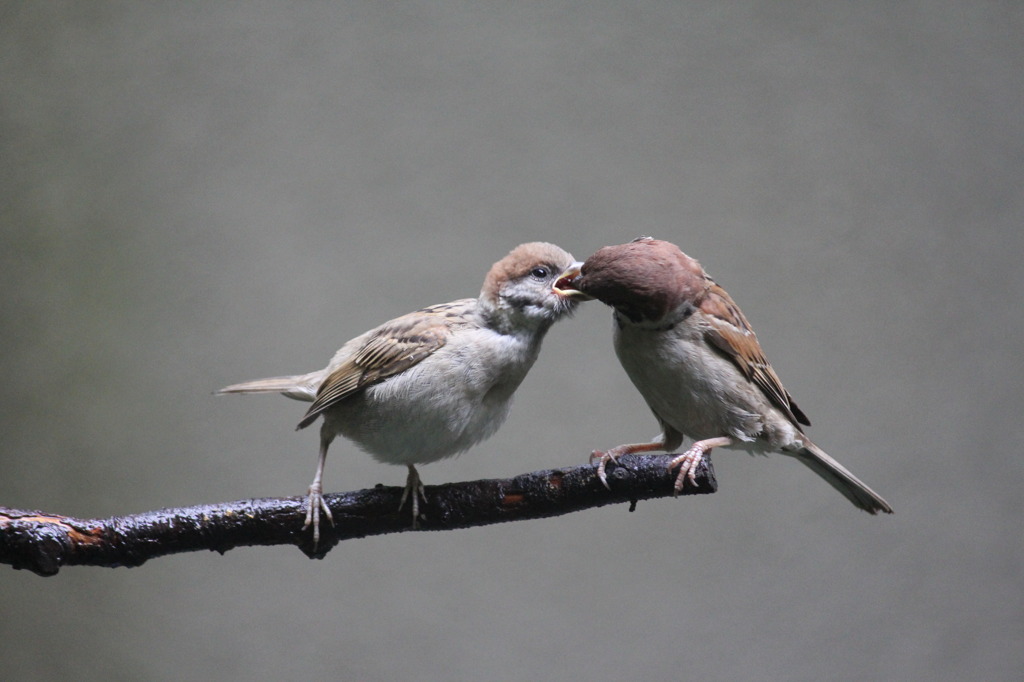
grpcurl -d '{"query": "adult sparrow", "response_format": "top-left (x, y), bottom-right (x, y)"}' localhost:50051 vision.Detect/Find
top-left (219, 242), bottom-right (584, 544)
top-left (555, 237), bottom-right (892, 514)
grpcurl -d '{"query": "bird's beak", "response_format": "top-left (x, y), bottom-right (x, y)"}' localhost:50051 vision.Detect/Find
top-left (553, 263), bottom-right (593, 300)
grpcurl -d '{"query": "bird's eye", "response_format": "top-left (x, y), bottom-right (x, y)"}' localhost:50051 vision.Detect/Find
top-left (530, 266), bottom-right (549, 279)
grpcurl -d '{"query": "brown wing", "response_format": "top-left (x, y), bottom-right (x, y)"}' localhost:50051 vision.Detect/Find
top-left (296, 308), bottom-right (451, 429)
top-left (699, 278), bottom-right (811, 428)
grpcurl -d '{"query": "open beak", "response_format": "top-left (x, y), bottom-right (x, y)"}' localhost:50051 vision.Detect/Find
top-left (553, 263), bottom-right (593, 300)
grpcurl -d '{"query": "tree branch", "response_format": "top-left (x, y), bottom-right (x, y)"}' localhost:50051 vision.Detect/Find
top-left (0, 454), bottom-right (715, 576)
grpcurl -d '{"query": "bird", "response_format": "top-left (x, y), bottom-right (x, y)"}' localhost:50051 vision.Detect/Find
top-left (218, 242), bottom-right (584, 544)
top-left (554, 237), bottom-right (892, 515)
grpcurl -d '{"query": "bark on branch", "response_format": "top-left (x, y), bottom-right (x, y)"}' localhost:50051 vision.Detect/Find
top-left (0, 454), bottom-right (715, 576)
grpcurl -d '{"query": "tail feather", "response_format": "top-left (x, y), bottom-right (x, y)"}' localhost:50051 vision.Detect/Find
top-left (216, 374), bottom-right (319, 402)
top-left (792, 443), bottom-right (893, 515)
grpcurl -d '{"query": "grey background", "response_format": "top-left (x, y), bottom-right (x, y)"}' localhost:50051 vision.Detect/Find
top-left (2, 3), bottom-right (1021, 680)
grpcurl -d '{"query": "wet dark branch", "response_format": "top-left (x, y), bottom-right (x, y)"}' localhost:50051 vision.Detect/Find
top-left (0, 454), bottom-right (715, 576)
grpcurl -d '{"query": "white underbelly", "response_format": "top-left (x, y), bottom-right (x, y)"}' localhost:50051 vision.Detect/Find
top-left (615, 324), bottom-right (801, 450)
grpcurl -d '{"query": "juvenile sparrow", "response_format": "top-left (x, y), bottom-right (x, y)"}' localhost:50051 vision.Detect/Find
top-left (219, 242), bottom-right (583, 544)
top-left (555, 237), bottom-right (892, 515)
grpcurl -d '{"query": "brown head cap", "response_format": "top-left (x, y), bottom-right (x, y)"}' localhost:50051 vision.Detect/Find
top-left (578, 238), bottom-right (707, 323)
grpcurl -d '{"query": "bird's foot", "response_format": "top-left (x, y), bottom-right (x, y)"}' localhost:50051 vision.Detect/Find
top-left (303, 482), bottom-right (334, 547)
top-left (592, 440), bottom-right (671, 489)
top-left (590, 447), bottom-right (629, 489)
top-left (667, 449), bottom-right (703, 495)
top-left (667, 436), bottom-right (731, 495)
top-left (398, 465), bottom-right (428, 528)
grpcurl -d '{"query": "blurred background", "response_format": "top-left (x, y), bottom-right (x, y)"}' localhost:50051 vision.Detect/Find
top-left (2, 3), bottom-right (1021, 680)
